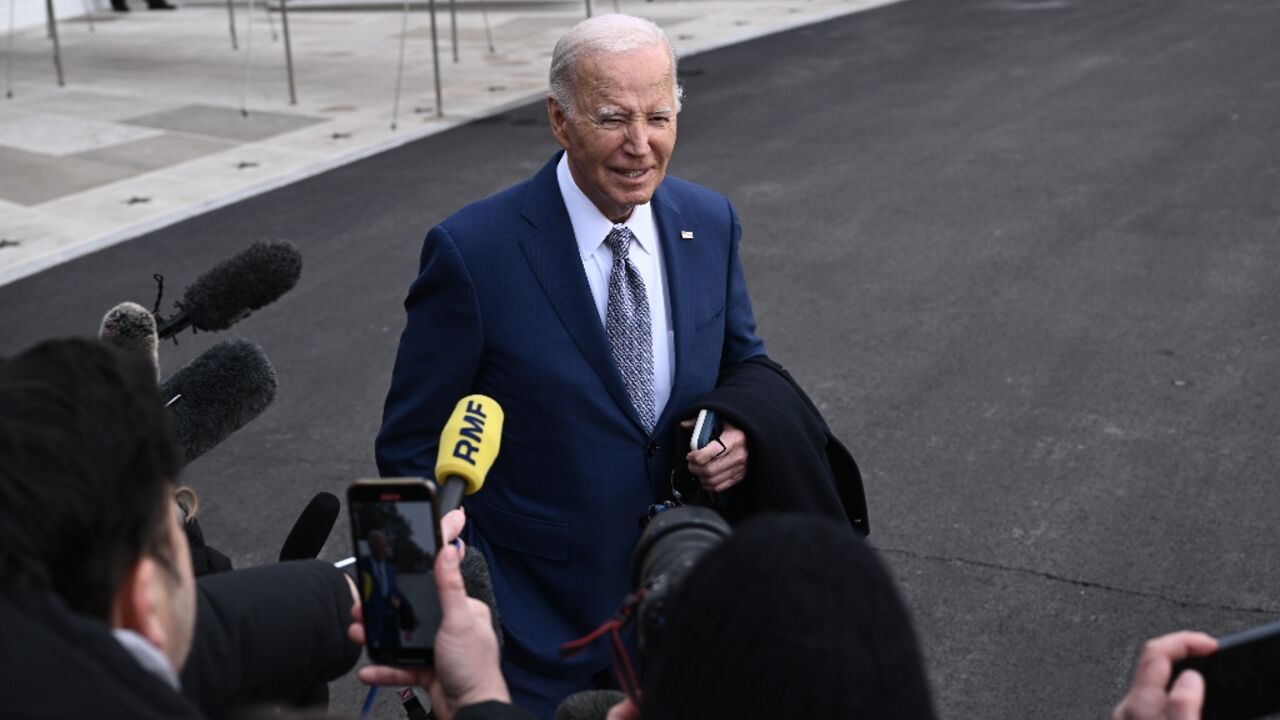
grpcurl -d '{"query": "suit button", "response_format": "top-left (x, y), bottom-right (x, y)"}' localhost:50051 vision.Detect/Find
top-left (647, 441), bottom-right (658, 458)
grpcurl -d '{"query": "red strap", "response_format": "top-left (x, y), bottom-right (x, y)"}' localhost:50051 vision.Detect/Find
top-left (558, 589), bottom-right (648, 706)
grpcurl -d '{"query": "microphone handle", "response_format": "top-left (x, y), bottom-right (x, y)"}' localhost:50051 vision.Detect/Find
top-left (437, 476), bottom-right (467, 518)
top-left (157, 309), bottom-right (192, 340)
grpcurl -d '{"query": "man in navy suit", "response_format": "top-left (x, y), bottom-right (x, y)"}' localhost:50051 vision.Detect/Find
top-left (356, 530), bottom-right (404, 650)
top-left (376, 14), bottom-right (765, 717)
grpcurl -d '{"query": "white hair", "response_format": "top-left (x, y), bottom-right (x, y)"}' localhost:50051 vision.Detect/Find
top-left (549, 14), bottom-right (683, 118)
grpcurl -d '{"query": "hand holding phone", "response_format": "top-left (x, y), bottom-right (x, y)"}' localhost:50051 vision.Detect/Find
top-left (1170, 620), bottom-right (1280, 720)
top-left (1115, 631), bottom-right (1217, 720)
top-left (354, 514), bottom-right (512, 714)
top-left (348, 478), bottom-right (444, 666)
top-left (684, 408), bottom-right (750, 494)
top-left (690, 408), bottom-right (723, 453)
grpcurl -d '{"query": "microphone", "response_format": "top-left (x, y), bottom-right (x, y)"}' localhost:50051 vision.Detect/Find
top-left (434, 394), bottom-right (504, 515)
top-left (157, 239), bottom-right (303, 340)
top-left (159, 338), bottom-right (278, 464)
top-left (99, 301), bottom-right (160, 381)
top-left (279, 492), bottom-right (341, 561)
top-left (554, 690), bottom-right (626, 720)
top-left (460, 548), bottom-right (504, 648)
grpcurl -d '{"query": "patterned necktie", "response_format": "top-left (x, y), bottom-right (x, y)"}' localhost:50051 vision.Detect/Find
top-left (604, 225), bottom-right (656, 432)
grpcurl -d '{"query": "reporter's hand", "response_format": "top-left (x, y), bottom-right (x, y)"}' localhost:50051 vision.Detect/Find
top-left (605, 697), bottom-right (639, 720)
top-left (345, 508), bottom-right (466, 639)
top-left (1113, 631), bottom-right (1218, 720)
top-left (682, 417), bottom-right (749, 492)
top-left (348, 509), bottom-right (508, 720)
top-left (439, 507), bottom-right (466, 546)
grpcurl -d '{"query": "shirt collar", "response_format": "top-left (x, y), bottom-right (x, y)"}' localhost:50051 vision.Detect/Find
top-left (112, 627), bottom-right (181, 690)
top-left (557, 152), bottom-right (657, 262)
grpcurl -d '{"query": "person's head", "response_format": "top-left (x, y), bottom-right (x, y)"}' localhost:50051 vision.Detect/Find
top-left (0, 338), bottom-right (196, 671)
top-left (548, 14), bottom-right (681, 223)
top-left (368, 530), bottom-right (389, 561)
top-left (640, 514), bottom-right (936, 720)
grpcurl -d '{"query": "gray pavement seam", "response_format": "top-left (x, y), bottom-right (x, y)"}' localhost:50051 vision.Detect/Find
top-left (877, 546), bottom-right (1280, 617)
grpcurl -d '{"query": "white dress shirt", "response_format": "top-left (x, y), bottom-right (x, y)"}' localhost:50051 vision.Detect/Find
top-left (556, 152), bottom-right (675, 423)
top-left (113, 627), bottom-right (181, 690)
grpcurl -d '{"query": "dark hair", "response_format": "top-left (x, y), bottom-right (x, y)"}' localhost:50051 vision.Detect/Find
top-left (640, 514), bottom-right (937, 720)
top-left (0, 338), bottom-right (182, 620)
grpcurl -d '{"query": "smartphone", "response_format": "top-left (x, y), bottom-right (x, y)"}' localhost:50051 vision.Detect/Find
top-left (1171, 619), bottom-right (1280, 720)
top-left (347, 478), bottom-right (444, 666)
top-left (690, 408), bottom-right (723, 452)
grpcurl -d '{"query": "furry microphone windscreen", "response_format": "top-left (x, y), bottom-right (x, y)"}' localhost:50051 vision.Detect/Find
top-left (461, 549), bottom-right (504, 649)
top-left (98, 302), bottom-right (160, 381)
top-left (554, 690), bottom-right (626, 720)
top-left (159, 338), bottom-right (278, 464)
top-left (180, 239), bottom-right (303, 333)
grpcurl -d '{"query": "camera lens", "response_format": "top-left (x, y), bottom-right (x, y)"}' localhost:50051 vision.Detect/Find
top-left (629, 506), bottom-right (731, 654)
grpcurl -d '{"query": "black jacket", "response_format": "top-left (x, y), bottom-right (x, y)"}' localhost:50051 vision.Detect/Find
top-left (683, 356), bottom-right (870, 534)
top-left (0, 560), bottom-right (360, 719)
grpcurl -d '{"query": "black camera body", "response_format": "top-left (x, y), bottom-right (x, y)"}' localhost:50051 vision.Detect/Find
top-left (629, 505), bottom-right (731, 655)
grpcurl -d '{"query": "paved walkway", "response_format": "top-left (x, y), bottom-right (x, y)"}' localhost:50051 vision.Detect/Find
top-left (0, 0), bottom-right (898, 285)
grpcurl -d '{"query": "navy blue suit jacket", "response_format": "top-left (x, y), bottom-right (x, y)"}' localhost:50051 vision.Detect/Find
top-left (356, 556), bottom-right (401, 648)
top-left (376, 153), bottom-right (764, 676)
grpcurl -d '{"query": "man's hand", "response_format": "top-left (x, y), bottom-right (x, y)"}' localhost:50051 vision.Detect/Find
top-left (1113, 631), bottom-right (1218, 720)
top-left (605, 697), bottom-right (639, 720)
top-left (682, 417), bottom-right (749, 492)
top-left (348, 509), bottom-right (510, 720)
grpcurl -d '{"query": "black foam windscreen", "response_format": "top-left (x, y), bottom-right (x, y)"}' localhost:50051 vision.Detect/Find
top-left (161, 239), bottom-right (302, 338)
top-left (280, 492), bottom-right (341, 561)
top-left (460, 548), bottom-right (504, 649)
top-left (554, 690), bottom-right (626, 720)
top-left (159, 338), bottom-right (278, 464)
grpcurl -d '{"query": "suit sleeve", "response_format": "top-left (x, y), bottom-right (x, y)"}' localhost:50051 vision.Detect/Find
top-left (376, 224), bottom-right (485, 479)
top-left (722, 198), bottom-right (767, 366)
top-left (180, 560), bottom-right (361, 718)
top-left (454, 700), bottom-right (539, 720)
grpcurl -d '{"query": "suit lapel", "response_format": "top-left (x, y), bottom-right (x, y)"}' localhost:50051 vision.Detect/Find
top-left (652, 184), bottom-right (697, 430)
top-left (517, 155), bottom-right (645, 431)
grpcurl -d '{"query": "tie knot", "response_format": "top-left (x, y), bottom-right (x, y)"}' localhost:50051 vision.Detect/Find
top-left (606, 225), bottom-right (636, 260)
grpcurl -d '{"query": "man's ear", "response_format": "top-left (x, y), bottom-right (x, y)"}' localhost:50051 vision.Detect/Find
top-left (548, 96), bottom-right (571, 150)
top-left (111, 556), bottom-right (169, 651)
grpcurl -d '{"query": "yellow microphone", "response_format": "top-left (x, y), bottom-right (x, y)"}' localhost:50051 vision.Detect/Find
top-left (435, 394), bottom-right (504, 515)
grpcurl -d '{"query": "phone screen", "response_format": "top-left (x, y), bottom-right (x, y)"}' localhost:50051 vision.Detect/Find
top-left (349, 482), bottom-right (442, 665)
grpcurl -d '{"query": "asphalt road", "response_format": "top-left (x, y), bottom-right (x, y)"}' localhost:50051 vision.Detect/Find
top-left (4, 0), bottom-right (1280, 717)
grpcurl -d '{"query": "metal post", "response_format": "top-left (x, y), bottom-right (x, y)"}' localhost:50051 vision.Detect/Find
top-left (279, 0), bottom-right (296, 104)
top-left (6, 0), bottom-right (16, 97)
top-left (226, 0), bottom-right (238, 50)
top-left (584, 0), bottom-right (590, 18)
top-left (428, 0), bottom-right (441, 117)
top-left (264, 0), bottom-right (277, 41)
top-left (390, 0), bottom-right (409, 129)
top-left (80, 0), bottom-right (95, 33)
top-left (448, 0), bottom-right (456, 63)
top-left (44, 0), bottom-right (64, 86)
top-left (479, 0), bottom-right (493, 54)
top-left (239, 0), bottom-right (254, 116)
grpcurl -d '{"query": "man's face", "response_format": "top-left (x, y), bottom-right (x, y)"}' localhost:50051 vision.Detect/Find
top-left (549, 43), bottom-right (678, 223)
top-left (370, 532), bottom-right (388, 561)
top-left (158, 502), bottom-right (197, 672)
